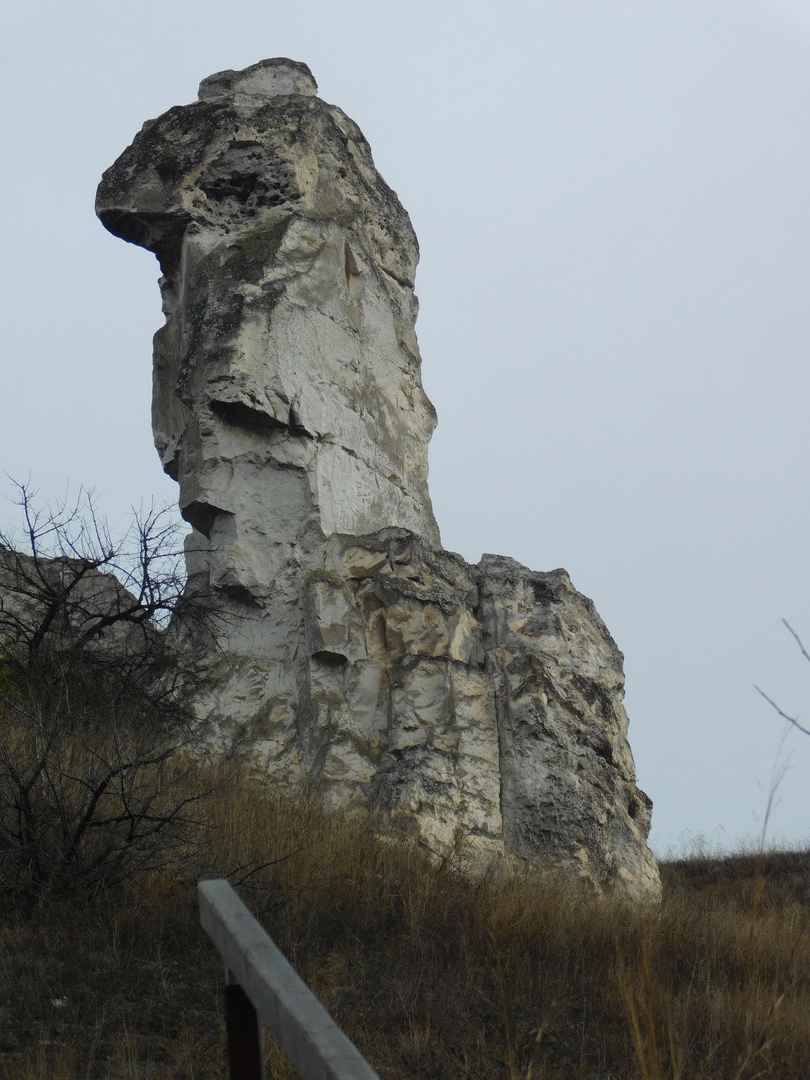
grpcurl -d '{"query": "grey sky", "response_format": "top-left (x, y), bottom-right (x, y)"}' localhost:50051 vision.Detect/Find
top-left (3, 0), bottom-right (809, 854)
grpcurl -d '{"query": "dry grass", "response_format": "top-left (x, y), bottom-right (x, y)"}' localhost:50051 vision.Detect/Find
top-left (1, 760), bottom-right (809, 1079)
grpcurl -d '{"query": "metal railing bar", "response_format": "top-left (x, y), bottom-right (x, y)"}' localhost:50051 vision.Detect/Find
top-left (199, 878), bottom-right (381, 1080)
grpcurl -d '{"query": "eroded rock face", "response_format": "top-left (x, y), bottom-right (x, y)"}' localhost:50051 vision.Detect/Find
top-left (97, 58), bottom-right (437, 551)
top-left (97, 58), bottom-right (660, 900)
top-left (0, 550), bottom-right (144, 653)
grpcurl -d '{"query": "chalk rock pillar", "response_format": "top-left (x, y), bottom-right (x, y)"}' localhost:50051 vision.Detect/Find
top-left (97, 58), bottom-right (438, 552)
top-left (97, 59), bottom-right (660, 901)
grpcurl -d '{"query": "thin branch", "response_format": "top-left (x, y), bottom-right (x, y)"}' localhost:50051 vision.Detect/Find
top-left (783, 619), bottom-right (810, 666)
top-left (755, 686), bottom-right (810, 737)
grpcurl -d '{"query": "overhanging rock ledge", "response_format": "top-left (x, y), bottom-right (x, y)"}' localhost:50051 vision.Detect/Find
top-left (96, 57), bottom-right (660, 902)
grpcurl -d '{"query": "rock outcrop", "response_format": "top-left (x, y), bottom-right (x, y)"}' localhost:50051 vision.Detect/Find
top-left (0, 548), bottom-right (145, 654)
top-left (96, 58), bottom-right (660, 900)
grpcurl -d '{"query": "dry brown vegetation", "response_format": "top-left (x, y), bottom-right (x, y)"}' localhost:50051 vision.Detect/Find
top-left (1, 754), bottom-right (809, 1080)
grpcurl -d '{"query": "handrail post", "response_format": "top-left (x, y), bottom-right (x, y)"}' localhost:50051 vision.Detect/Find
top-left (224, 970), bottom-right (268, 1080)
top-left (198, 879), bottom-right (381, 1080)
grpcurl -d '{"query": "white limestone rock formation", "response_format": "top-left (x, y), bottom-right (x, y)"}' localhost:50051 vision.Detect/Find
top-left (96, 58), bottom-right (660, 901)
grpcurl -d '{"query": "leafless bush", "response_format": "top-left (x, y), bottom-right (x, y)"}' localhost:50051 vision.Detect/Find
top-left (0, 482), bottom-right (214, 903)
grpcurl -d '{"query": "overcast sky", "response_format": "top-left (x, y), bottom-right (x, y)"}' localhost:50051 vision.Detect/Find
top-left (3, 0), bottom-right (810, 856)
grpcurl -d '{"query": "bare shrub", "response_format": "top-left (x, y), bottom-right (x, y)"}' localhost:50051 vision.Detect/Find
top-left (0, 482), bottom-right (213, 903)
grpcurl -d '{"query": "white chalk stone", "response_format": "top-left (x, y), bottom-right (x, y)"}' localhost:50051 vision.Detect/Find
top-left (96, 59), bottom-right (660, 901)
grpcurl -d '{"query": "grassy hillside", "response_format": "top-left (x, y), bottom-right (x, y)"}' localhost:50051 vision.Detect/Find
top-left (1, 757), bottom-right (808, 1080)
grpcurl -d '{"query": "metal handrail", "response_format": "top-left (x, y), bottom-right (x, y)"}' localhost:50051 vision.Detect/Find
top-left (198, 879), bottom-right (381, 1080)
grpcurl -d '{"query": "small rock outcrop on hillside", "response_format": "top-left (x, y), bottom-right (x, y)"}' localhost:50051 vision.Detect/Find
top-left (96, 58), bottom-right (660, 900)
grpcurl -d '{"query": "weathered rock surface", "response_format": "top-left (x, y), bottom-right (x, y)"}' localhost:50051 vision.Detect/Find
top-left (96, 58), bottom-right (660, 900)
top-left (0, 548), bottom-right (144, 653)
top-left (97, 57), bottom-right (437, 549)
